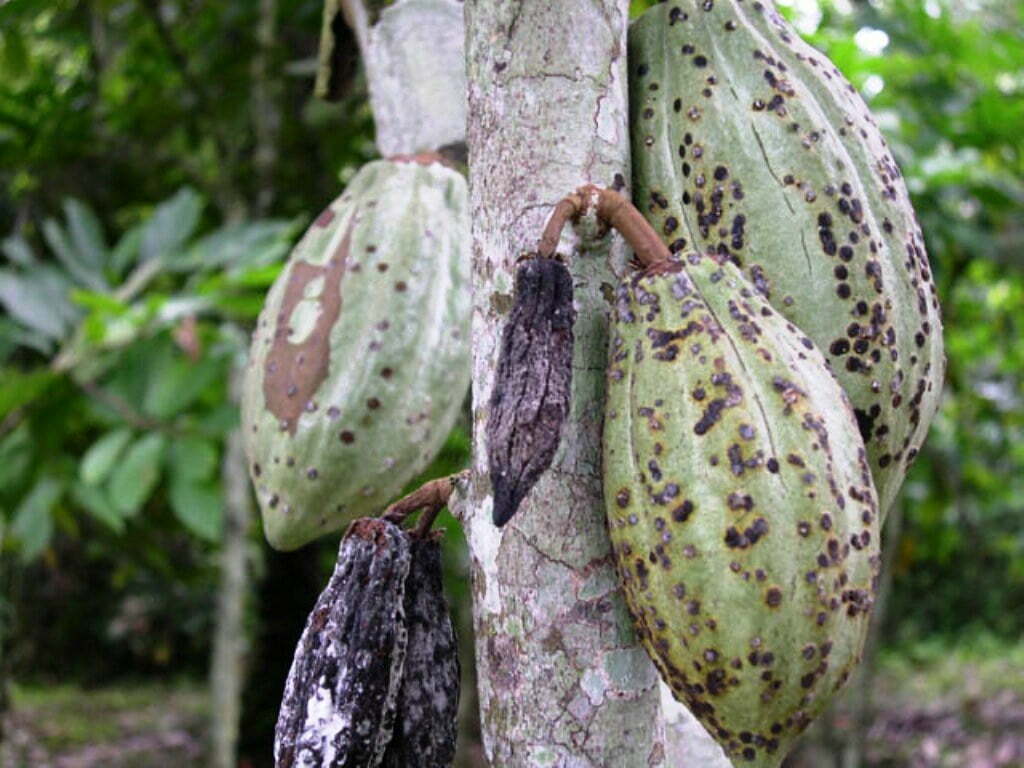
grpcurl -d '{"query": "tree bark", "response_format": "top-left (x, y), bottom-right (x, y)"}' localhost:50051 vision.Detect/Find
top-left (461, 3), bottom-right (670, 765)
top-left (340, 0), bottom-right (467, 156)
top-left (252, 0), bottom-right (281, 216)
top-left (210, 373), bottom-right (255, 768)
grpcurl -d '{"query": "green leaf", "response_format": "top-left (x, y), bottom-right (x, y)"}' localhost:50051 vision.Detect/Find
top-left (142, 350), bottom-right (223, 420)
top-left (79, 428), bottom-right (133, 486)
top-left (0, 367), bottom-right (57, 420)
top-left (0, 422), bottom-right (33, 493)
top-left (0, 268), bottom-right (73, 339)
top-left (62, 198), bottom-right (109, 277)
top-left (141, 188), bottom-right (203, 264)
top-left (1, 28), bottom-right (29, 76)
top-left (70, 481), bottom-right (125, 534)
top-left (11, 475), bottom-right (62, 562)
top-left (107, 433), bottom-right (165, 517)
top-left (2, 234), bottom-right (35, 267)
top-left (169, 479), bottom-right (222, 541)
top-left (0, 317), bottom-right (53, 356)
top-left (171, 219), bottom-right (296, 273)
top-left (42, 217), bottom-right (108, 292)
top-left (169, 436), bottom-right (218, 483)
top-left (110, 224), bottom-right (143, 278)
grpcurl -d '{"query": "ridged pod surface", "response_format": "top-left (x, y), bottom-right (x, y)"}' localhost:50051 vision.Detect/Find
top-left (274, 519), bottom-right (410, 768)
top-left (241, 157), bottom-right (471, 550)
top-left (603, 252), bottom-right (881, 766)
top-left (487, 256), bottom-right (575, 527)
top-left (381, 534), bottom-right (460, 767)
top-left (629, 0), bottom-right (944, 516)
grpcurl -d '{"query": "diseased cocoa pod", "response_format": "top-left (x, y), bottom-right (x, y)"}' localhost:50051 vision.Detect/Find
top-left (629, 0), bottom-right (944, 518)
top-left (241, 156), bottom-right (471, 550)
top-left (274, 518), bottom-right (411, 768)
top-left (487, 256), bottom-right (575, 526)
top-left (604, 252), bottom-right (881, 767)
top-left (381, 534), bottom-right (459, 767)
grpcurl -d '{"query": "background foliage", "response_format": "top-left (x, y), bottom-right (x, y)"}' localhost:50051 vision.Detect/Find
top-left (1, 0), bottom-right (1022, 764)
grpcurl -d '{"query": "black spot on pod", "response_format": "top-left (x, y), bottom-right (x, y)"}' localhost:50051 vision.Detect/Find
top-left (381, 534), bottom-right (460, 767)
top-left (275, 518), bottom-right (411, 768)
top-left (488, 257), bottom-right (575, 526)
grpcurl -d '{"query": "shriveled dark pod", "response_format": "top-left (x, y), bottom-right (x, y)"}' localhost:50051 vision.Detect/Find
top-left (487, 256), bottom-right (575, 527)
top-left (275, 518), bottom-right (411, 768)
top-left (381, 533), bottom-right (460, 767)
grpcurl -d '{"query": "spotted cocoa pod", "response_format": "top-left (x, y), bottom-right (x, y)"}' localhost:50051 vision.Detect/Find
top-left (242, 156), bottom-right (471, 550)
top-left (274, 518), bottom-right (411, 768)
top-left (487, 256), bottom-right (575, 526)
top-left (604, 252), bottom-right (881, 767)
top-left (629, 0), bottom-right (944, 517)
top-left (381, 534), bottom-right (460, 767)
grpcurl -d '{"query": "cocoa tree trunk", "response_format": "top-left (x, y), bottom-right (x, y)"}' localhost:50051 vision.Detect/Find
top-left (459, 3), bottom-right (669, 764)
top-left (210, 370), bottom-right (255, 768)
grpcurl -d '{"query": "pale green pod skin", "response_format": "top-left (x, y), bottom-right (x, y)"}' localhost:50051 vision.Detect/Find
top-left (603, 252), bottom-right (880, 767)
top-left (241, 158), bottom-right (471, 551)
top-left (628, 0), bottom-right (944, 518)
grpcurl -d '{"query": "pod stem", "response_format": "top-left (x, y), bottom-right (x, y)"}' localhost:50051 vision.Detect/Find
top-left (536, 184), bottom-right (671, 267)
top-left (382, 474), bottom-right (457, 536)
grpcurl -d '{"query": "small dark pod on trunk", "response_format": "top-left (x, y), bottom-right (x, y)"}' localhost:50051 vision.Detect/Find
top-left (487, 257), bottom-right (575, 527)
top-left (381, 534), bottom-right (460, 767)
top-left (274, 518), bottom-right (411, 768)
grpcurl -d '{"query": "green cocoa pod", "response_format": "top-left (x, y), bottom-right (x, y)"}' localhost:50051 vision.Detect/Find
top-left (275, 518), bottom-right (411, 768)
top-left (241, 157), bottom-right (471, 550)
top-left (629, 0), bottom-right (944, 517)
top-left (604, 252), bottom-right (881, 767)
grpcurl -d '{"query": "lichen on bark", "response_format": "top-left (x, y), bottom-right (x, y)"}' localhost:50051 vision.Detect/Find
top-left (462, 2), bottom-right (667, 765)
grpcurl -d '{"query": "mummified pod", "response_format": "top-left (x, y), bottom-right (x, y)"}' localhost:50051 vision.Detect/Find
top-left (604, 253), bottom-right (880, 767)
top-left (241, 157), bottom-right (471, 550)
top-left (629, 1), bottom-right (944, 517)
top-left (381, 534), bottom-right (460, 767)
top-left (274, 518), bottom-right (411, 768)
top-left (487, 256), bottom-right (575, 526)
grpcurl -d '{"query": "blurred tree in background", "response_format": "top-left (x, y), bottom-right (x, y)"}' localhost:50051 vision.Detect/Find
top-left (0, 0), bottom-right (1022, 765)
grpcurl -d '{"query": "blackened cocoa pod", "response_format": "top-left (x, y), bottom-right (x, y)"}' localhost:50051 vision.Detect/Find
top-left (275, 518), bottom-right (411, 768)
top-left (487, 256), bottom-right (575, 527)
top-left (381, 534), bottom-right (460, 767)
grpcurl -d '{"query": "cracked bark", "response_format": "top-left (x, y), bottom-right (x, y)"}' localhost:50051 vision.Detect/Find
top-left (462, 3), bottom-right (667, 765)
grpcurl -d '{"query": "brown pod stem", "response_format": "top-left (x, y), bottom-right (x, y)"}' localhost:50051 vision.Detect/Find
top-left (383, 475), bottom-right (456, 536)
top-left (536, 185), bottom-right (671, 268)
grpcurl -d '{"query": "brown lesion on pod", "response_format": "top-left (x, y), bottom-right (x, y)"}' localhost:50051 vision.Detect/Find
top-left (263, 225), bottom-right (352, 435)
